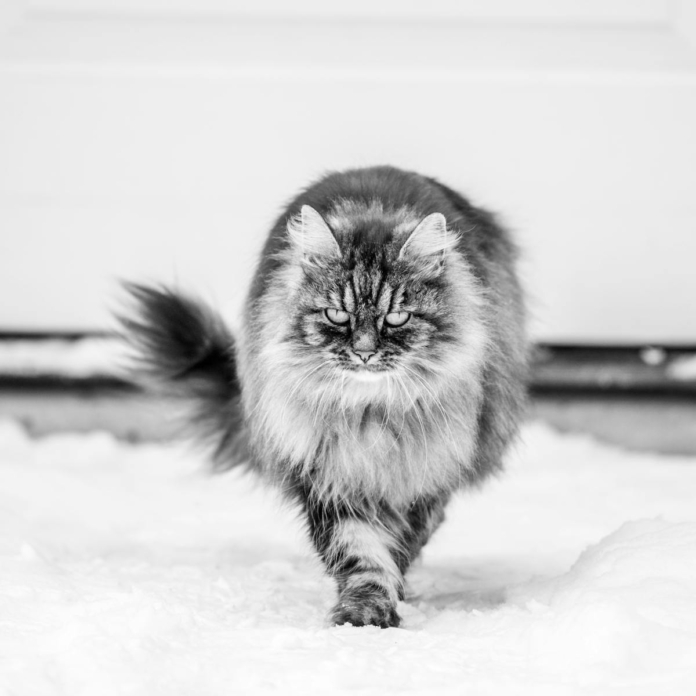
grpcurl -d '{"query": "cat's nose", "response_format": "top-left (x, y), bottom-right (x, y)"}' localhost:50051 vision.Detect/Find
top-left (353, 349), bottom-right (376, 364)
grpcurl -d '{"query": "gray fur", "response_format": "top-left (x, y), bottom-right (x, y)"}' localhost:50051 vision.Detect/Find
top-left (121, 166), bottom-right (528, 628)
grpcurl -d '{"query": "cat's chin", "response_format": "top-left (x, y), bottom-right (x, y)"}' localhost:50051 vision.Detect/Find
top-left (347, 369), bottom-right (388, 383)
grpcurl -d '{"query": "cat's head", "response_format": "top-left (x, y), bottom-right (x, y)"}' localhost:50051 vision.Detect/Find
top-left (280, 202), bottom-right (486, 397)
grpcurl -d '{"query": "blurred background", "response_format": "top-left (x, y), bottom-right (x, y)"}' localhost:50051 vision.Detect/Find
top-left (1, 0), bottom-right (695, 450)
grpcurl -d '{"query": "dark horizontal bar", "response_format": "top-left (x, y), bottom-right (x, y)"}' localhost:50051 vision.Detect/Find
top-left (0, 334), bottom-right (695, 396)
top-left (0, 375), bottom-right (138, 394)
top-left (0, 331), bottom-right (114, 341)
top-left (531, 344), bottom-right (696, 395)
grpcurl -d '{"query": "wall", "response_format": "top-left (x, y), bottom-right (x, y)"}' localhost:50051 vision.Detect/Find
top-left (1, 0), bottom-right (695, 343)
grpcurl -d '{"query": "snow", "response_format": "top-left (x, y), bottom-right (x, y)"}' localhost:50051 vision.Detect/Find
top-left (639, 346), bottom-right (666, 366)
top-left (0, 337), bottom-right (126, 378)
top-left (668, 354), bottom-right (696, 381)
top-left (1, 420), bottom-right (696, 695)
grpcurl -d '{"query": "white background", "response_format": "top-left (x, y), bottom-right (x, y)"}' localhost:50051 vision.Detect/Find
top-left (1, 0), bottom-right (695, 343)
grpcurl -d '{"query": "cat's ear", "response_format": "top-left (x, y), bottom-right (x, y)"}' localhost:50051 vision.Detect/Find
top-left (399, 213), bottom-right (458, 271)
top-left (287, 205), bottom-right (340, 261)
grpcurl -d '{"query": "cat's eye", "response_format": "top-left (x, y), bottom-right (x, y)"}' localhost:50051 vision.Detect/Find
top-left (384, 311), bottom-right (411, 327)
top-left (325, 308), bottom-right (350, 325)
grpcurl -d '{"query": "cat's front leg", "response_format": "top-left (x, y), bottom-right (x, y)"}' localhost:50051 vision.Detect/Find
top-left (306, 499), bottom-right (404, 628)
top-left (394, 495), bottom-right (449, 574)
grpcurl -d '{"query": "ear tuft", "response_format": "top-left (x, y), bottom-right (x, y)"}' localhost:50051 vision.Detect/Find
top-left (287, 205), bottom-right (340, 260)
top-left (399, 213), bottom-right (459, 264)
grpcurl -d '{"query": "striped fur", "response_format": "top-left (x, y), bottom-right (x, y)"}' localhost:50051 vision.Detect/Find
top-left (121, 166), bottom-right (528, 628)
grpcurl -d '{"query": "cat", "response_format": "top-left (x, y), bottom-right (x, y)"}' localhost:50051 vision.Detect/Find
top-left (121, 165), bottom-right (528, 629)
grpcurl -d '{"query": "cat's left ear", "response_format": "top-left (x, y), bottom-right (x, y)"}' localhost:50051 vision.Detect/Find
top-left (399, 213), bottom-right (459, 272)
top-left (287, 205), bottom-right (341, 261)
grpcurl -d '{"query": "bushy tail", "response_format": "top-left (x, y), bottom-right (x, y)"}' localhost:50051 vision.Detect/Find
top-left (118, 283), bottom-right (247, 468)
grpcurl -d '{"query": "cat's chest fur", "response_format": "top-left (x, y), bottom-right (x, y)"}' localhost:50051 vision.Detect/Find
top-left (254, 386), bottom-right (478, 503)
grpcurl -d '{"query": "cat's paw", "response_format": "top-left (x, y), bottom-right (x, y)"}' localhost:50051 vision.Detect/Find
top-left (331, 592), bottom-right (401, 629)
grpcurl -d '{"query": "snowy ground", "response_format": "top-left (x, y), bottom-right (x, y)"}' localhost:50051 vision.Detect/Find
top-left (1, 420), bottom-right (695, 695)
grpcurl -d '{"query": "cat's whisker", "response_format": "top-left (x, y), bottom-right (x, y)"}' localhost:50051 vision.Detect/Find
top-left (383, 374), bottom-right (409, 457)
top-left (401, 363), bottom-right (466, 478)
top-left (279, 359), bottom-right (331, 428)
top-left (403, 375), bottom-right (432, 501)
top-left (390, 369), bottom-right (430, 498)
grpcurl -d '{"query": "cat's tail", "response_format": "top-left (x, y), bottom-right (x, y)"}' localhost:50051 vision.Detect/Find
top-left (118, 283), bottom-right (247, 469)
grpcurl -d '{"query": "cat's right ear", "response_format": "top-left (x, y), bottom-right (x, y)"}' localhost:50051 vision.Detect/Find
top-left (287, 205), bottom-right (340, 261)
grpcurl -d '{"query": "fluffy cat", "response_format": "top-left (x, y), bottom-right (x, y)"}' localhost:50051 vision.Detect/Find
top-left (122, 166), bottom-right (527, 629)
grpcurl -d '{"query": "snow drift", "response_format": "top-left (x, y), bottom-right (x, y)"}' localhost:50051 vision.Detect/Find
top-left (1, 420), bottom-right (695, 695)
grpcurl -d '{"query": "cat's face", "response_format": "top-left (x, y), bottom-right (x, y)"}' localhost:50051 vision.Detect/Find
top-left (287, 205), bottom-right (463, 385)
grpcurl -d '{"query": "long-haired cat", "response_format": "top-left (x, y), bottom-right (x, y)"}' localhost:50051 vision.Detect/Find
top-left (121, 166), bottom-right (527, 628)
